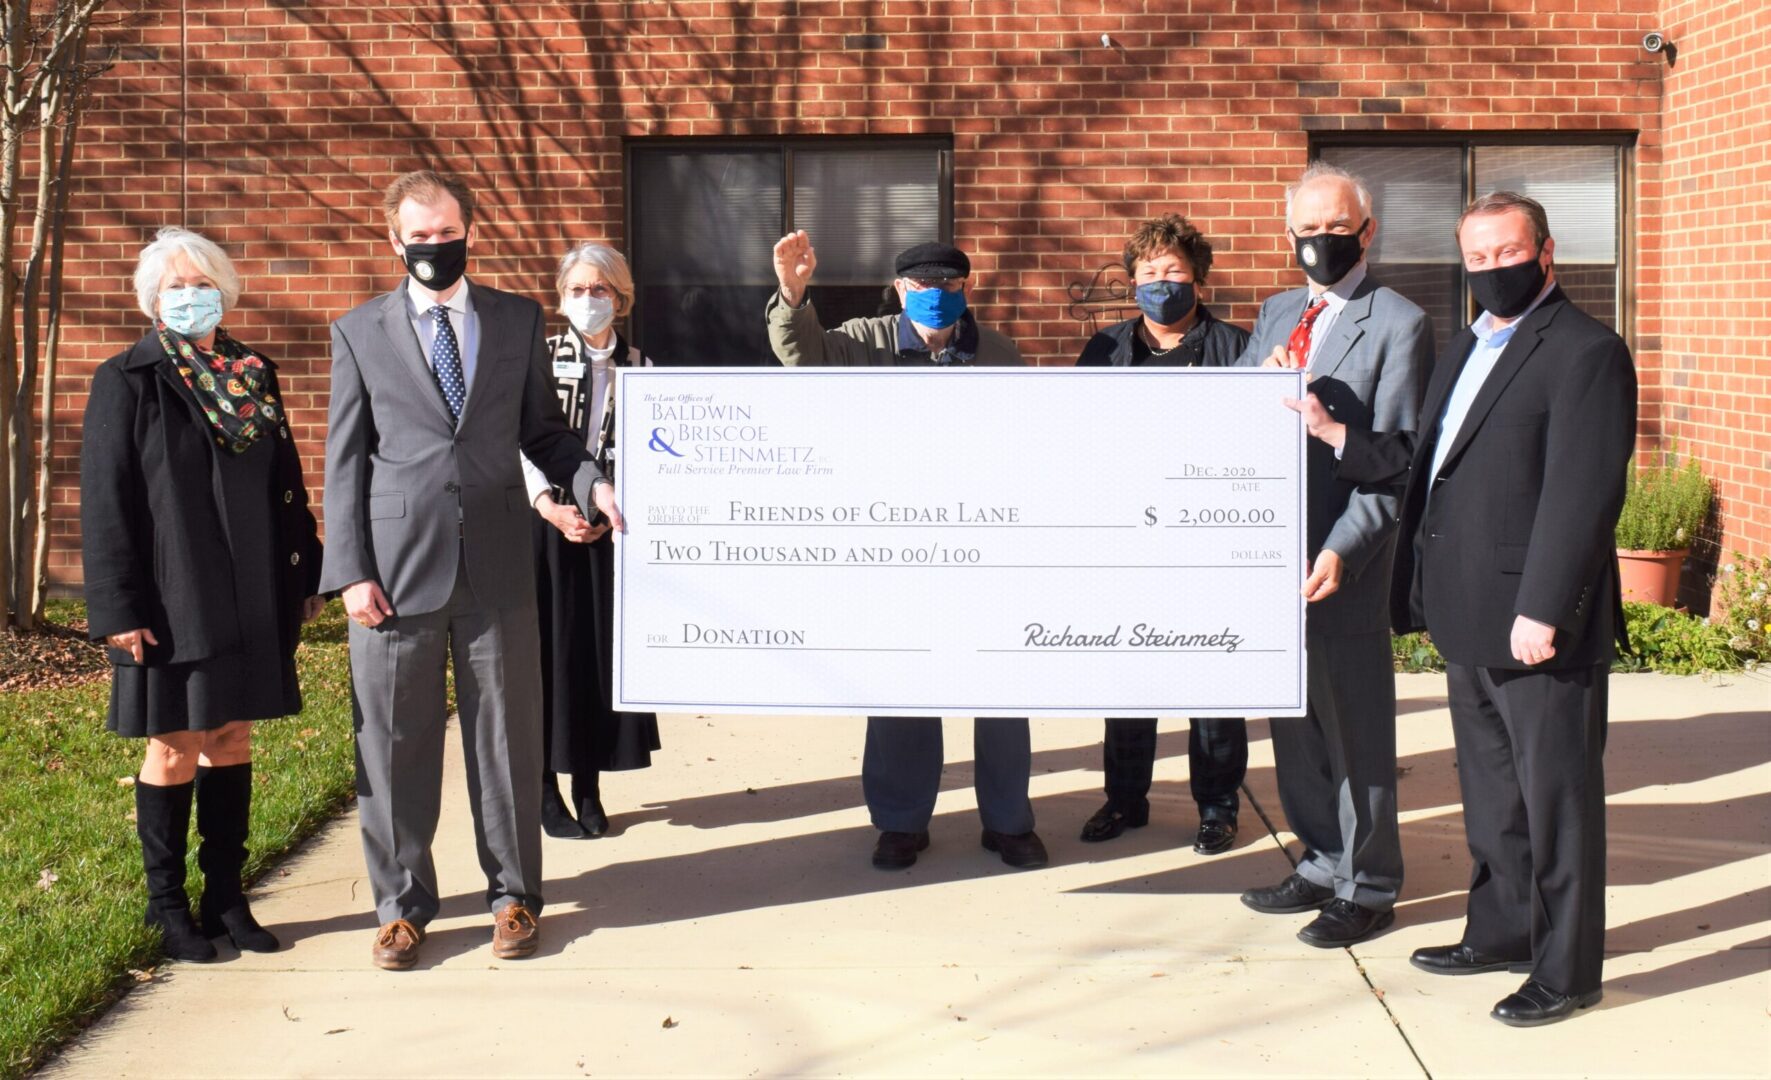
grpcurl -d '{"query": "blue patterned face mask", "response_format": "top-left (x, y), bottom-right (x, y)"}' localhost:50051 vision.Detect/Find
top-left (903, 283), bottom-right (967, 330)
top-left (1135, 279), bottom-right (1196, 325)
top-left (159, 286), bottom-right (224, 339)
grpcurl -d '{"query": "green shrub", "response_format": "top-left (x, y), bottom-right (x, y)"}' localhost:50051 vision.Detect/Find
top-left (1716, 553), bottom-right (1771, 670)
top-left (1614, 446), bottom-right (1712, 552)
top-left (1614, 601), bottom-right (1742, 675)
top-left (1392, 631), bottom-right (1445, 673)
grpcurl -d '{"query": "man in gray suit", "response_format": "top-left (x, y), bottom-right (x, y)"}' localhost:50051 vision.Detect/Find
top-left (1235, 161), bottom-right (1432, 947)
top-left (321, 171), bottom-right (622, 970)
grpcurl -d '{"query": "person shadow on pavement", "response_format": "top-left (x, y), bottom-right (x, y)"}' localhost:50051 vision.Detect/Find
top-left (1082, 707), bottom-right (1771, 1011)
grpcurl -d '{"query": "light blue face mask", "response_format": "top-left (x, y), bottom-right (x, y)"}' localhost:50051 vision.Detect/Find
top-left (903, 283), bottom-right (967, 330)
top-left (159, 286), bottom-right (224, 339)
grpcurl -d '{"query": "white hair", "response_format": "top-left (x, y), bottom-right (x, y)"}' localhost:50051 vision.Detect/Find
top-left (132, 226), bottom-right (241, 321)
top-left (555, 242), bottom-right (634, 318)
top-left (1284, 160), bottom-right (1375, 224)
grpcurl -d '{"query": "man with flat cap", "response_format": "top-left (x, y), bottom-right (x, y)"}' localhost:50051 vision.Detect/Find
top-left (765, 233), bottom-right (1043, 870)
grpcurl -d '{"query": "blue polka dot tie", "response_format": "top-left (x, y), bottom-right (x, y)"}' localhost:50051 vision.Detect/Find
top-left (428, 304), bottom-right (466, 422)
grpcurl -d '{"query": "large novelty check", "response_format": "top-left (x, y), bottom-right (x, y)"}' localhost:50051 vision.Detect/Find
top-left (613, 368), bottom-right (1307, 717)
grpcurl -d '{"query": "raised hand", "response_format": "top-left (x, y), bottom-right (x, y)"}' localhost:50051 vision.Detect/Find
top-left (772, 230), bottom-right (817, 307)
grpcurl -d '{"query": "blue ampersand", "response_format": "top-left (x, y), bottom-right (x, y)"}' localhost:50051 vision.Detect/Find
top-left (649, 428), bottom-right (685, 456)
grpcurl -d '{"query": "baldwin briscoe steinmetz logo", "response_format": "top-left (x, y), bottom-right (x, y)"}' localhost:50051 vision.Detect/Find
top-left (414, 259), bottom-right (435, 282)
top-left (644, 393), bottom-right (825, 477)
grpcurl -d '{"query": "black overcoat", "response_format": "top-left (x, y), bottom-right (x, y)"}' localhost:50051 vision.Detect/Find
top-left (80, 331), bottom-right (322, 667)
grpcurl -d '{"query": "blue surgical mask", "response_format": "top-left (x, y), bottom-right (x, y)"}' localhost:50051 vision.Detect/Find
top-left (1134, 280), bottom-right (1196, 326)
top-left (159, 286), bottom-right (224, 339)
top-left (903, 284), bottom-right (967, 330)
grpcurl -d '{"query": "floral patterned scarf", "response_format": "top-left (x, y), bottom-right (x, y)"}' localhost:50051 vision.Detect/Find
top-left (156, 323), bottom-right (282, 453)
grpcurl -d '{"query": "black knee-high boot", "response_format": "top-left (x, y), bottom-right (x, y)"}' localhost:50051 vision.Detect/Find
top-left (135, 778), bottom-right (217, 962)
top-left (195, 763), bottom-right (279, 952)
top-left (573, 771), bottom-right (608, 838)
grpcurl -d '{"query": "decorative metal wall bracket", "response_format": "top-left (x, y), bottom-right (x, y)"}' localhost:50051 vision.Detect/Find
top-left (1066, 262), bottom-right (1138, 334)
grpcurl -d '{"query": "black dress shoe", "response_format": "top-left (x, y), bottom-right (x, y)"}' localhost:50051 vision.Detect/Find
top-left (1240, 873), bottom-right (1334, 914)
top-left (1298, 899), bottom-right (1395, 948)
top-left (1192, 818), bottom-right (1237, 855)
top-left (981, 829), bottom-right (1049, 869)
top-left (1079, 801), bottom-right (1148, 843)
top-left (1491, 979), bottom-right (1602, 1027)
top-left (872, 830), bottom-right (929, 869)
top-left (1411, 943), bottom-right (1533, 976)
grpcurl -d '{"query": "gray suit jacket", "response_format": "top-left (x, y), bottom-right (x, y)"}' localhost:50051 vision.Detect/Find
top-left (320, 281), bottom-right (604, 616)
top-left (1235, 272), bottom-right (1433, 633)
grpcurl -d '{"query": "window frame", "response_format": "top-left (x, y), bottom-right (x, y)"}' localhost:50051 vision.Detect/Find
top-left (1310, 132), bottom-right (1636, 348)
top-left (622, 135), bottom-right (956, 356)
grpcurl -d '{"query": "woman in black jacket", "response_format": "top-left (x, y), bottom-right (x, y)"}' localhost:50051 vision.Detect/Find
top-left (1075, 214), bottom-right (1252, 855)
top-left (81, 227), bottom-right (323, 961)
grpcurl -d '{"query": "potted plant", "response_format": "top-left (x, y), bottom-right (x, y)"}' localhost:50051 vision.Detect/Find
top-left (1614, 446), bottom-right (1713, 607)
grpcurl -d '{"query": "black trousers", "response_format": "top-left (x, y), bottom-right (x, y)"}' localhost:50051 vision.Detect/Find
top-left (1446, 661), bottom-right (1609, 997)
top-left (1100, 716), bottom-right (1247, 820)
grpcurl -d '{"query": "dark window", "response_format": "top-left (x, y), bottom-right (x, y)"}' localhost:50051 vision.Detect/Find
top-left (1316, 138), bottom-right (1631, 346)
top-left (627, 139), bottom-right (952, 366)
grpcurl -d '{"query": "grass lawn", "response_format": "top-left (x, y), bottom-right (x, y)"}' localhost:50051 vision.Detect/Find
top-left (0, 604), bottom-right (356, 1078)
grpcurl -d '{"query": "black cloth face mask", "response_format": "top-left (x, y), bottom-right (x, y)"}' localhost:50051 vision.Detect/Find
top-left (1292, 221), bottom-right (1368, 287)
top-left (1467, 253), bottom-right (1547, 319)
top-left (401, 237), bottom-right (469, 292)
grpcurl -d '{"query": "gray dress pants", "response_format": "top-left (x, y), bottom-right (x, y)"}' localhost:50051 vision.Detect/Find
top-left (350, 560), bottom-right (546, 927)
top-left (1269, 626), bottom-right (1403, 911)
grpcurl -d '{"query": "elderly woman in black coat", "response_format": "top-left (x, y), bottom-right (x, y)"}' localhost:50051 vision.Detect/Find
top-left (520, 242), bottom-right (660, 839)
top-left (81, 227), bottom-right (323, 962)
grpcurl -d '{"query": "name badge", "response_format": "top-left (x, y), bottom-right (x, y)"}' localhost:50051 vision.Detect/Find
top-left (554, 360), bottom-right (587, 380)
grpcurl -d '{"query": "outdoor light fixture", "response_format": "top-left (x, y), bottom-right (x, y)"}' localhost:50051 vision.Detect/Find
top-left (1643, 31), bottom-right (1677, 66)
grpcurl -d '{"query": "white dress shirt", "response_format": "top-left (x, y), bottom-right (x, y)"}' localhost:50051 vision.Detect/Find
top-left (405, 276), bottom-right (478, 402)
top-left (1429, 276), bottom-right (1556, 480)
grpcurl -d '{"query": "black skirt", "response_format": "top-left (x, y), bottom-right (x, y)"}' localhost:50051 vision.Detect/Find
top-left (107, 435), bottom-right (301, 737)
top-left (533, 513), bottom-right (660, 775)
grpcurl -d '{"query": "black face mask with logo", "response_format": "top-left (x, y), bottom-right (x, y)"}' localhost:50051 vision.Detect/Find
top-left (1467, 253), bottom-right (1548, 319)
top-left (401, 237), bottom-right (469, 292)
top-left (1292, 221), bottom-right (1368, 287)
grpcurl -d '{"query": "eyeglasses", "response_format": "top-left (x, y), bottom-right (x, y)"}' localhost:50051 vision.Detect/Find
top-left (904, 277), bottom-right (965, 292)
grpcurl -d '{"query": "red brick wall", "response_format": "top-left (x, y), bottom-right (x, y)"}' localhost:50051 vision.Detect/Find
top-left (50, 0), bottom-right (1766, 592)
top-left (1636, 0), bottom-right (1771, 592)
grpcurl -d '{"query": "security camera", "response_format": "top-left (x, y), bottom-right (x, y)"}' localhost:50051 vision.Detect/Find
top-left (1643, 32), bottom-right (1667, 53)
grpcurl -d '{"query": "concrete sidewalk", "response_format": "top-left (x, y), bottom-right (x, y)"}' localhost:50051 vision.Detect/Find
top-left (42, 673), bottom-right (1771, 1078)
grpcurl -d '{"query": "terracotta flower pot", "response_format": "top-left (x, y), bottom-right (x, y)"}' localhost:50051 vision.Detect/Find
top-left (1617, 548), bottom-right (1688, 607)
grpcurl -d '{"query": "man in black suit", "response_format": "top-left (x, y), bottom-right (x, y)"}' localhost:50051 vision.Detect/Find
top-left (1287, 191), bottom-right (1637, 1026)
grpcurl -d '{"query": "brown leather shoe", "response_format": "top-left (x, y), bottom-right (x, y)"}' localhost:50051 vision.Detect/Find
top-left (371, 918), bottom-right (424, 971)
top-left (492, 902), bottom-right (540, 959)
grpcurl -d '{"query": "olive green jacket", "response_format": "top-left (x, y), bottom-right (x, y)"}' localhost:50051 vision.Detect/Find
top-left (765, 292), bottom-right (1023, 367)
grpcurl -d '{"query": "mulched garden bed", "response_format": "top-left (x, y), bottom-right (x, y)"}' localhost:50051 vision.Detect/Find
top-left (0, 612), bottom-right (109, 692)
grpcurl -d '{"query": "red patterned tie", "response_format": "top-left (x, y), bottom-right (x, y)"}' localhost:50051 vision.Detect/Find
top-left (1286, 297), bottom-right (1330, 368)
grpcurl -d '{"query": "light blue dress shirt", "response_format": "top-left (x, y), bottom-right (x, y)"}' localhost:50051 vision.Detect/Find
top-left (406, 277), bottom-right (479, 404)
top-left (1429, 279), bottom-right (1554, 480)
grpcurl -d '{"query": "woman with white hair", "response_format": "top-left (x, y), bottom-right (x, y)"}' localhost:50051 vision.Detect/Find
top-left (520, 242), bottom-right (659, 839)
top-left (81, 227), bottom-right (323, 961)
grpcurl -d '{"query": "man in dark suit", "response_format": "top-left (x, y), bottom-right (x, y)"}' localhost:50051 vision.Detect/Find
top-left (1288, 191), bottom-right (1636, 1025)
top-left (321, 171), bottom-right (622, 970)
top-left (1233, 163), bottom-right (1433, 948)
